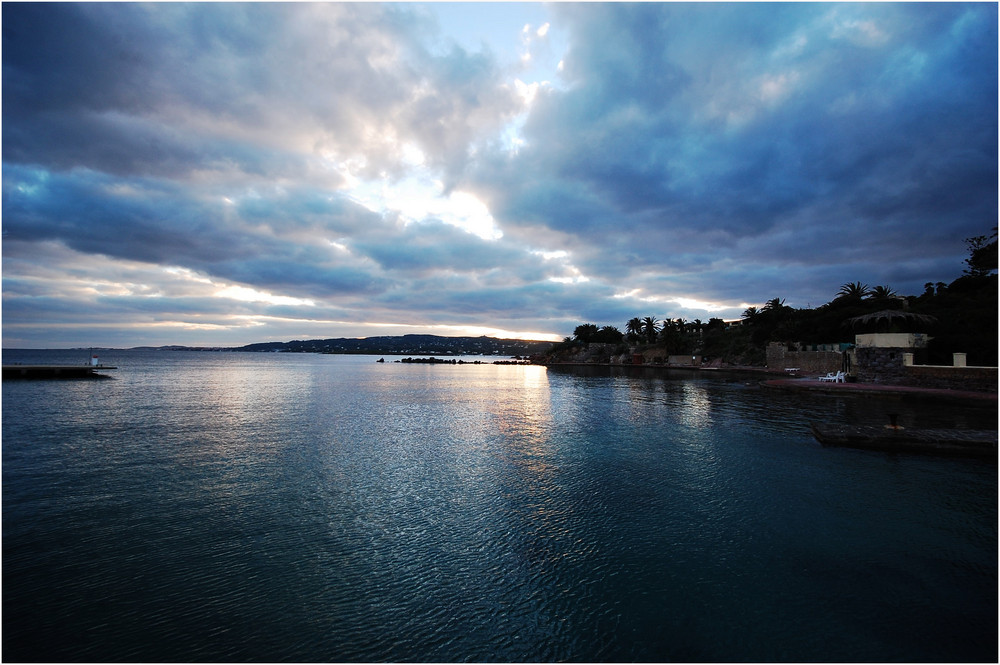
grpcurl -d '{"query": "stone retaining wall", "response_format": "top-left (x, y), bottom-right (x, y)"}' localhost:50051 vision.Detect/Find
top-left (766, 343), bottom-right (844, 376)
top-left (855, 346), bottom-right (907, 385)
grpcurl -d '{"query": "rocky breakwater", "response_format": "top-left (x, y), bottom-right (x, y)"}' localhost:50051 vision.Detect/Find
top-left (543, 342), bottom-right (674, 366)
top-left (542, 342), bottom-right (627, 365)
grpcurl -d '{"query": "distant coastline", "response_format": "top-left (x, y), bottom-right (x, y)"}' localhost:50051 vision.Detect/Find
top-left (3, 334), bottom-right (555, 358)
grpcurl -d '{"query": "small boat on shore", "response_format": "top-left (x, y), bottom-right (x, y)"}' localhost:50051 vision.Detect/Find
top-left (810, 422), bottom-right (997, 458)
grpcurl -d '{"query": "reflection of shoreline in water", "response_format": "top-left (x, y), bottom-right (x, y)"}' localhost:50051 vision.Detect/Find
top-left (395, 356), bottom-right (533, 365)
top-left (547, 363), bottom-right (997, 433)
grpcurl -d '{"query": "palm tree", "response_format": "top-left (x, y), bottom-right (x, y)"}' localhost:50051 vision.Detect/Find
top-left (741, 306), bottom-right (759, 321)
top-left (845, 310), bottom-right (937, 332)
top-left (573, 323), bottom-right (599, 344)
top-left (762, 297), bottom-right (785, 312)
top-left (641, 316), bottom-right (659, 343)
top-left (869, 285), bottom-right (896, 300)
top-left (836, 282), bottom-right (870, 301)
top-left (596, 325), bottom-right (624, 344)
top-left (626, 317), bottom-right (643, 342)
top-left (963, 228), bottom-right (997, 277)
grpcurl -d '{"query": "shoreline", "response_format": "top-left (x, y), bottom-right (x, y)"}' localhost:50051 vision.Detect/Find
top-left (540, 361), bottom-right (779, 374)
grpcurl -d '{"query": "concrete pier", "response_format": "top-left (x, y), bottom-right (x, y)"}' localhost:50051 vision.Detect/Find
top-left (811, 422), bottom-right (997, 458)
top-left (761, 378), bottom-right (997, 404)
top-left (3, 364), bottom-right (117, 379)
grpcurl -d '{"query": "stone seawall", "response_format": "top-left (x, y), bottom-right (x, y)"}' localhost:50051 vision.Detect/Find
top-left (903, 365), bottom-right (997, 393)
top-left (856, 346), bottom-right (997, 392)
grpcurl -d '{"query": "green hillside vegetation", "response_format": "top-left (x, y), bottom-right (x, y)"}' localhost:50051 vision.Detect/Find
top-left (550, 230), bottom-right (998, 367)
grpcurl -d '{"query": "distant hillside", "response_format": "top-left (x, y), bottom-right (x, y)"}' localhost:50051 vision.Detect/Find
top-left (236, 334), bottom-right (555, 357)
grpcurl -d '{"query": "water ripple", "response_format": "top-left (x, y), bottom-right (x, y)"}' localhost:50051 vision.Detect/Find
top-left (3, 353), bottom-right (996, 662)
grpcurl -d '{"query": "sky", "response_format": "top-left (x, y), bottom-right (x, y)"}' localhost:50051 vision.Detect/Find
top-left (2, 2), bottom-right (997, 348)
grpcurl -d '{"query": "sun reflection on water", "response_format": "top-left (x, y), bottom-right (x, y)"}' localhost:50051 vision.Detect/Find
top-left (678, 382), bottom-right (713, 429)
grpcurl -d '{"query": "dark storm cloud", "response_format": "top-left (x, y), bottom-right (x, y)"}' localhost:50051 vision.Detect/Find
top-left (2, 2), bottom-right (519, 181)
top-left (355, 218), bottom-right (523, 275)
top-left (2, 164), bottom-right (397, 298)
top-left (3, 4), bottom-right (153, 114)
top-left (373, 277), bottom-right (597, 324)
top-left (478, 3), bottom-right (997, 300)
top-left (4, 167), bottom-right (244, 263)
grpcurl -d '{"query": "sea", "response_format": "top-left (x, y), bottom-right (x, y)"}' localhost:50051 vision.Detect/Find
top-left (2, 348), bottom-right (996, 662)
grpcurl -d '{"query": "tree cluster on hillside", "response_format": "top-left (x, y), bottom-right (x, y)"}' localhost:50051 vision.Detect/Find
top-left (554, 229), bottom-right (998, 367)
top-left (239, 334), bottom-right (554, 357)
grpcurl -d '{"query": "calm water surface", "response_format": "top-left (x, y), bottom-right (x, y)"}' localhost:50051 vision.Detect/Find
top-left (3, 350), bottom-right (996, 662)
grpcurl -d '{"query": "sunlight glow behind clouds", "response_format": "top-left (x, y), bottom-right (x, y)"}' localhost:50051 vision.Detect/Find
top-left (215, 286), bottom-right (316, 308)
top-left (614, 290), bottom-right (728, 313)
top-left (671, 297), bottom-right (728, 314)
top-left (353, 173), bottom-right (503, 241)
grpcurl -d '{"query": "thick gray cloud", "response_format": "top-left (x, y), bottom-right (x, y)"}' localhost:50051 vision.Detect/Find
top-left (475, 3), bottom-right (996, 293)
top-left (2, 3), bottom-right (520, 182)
top-left (2, 3), bottom-right (996, 347)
